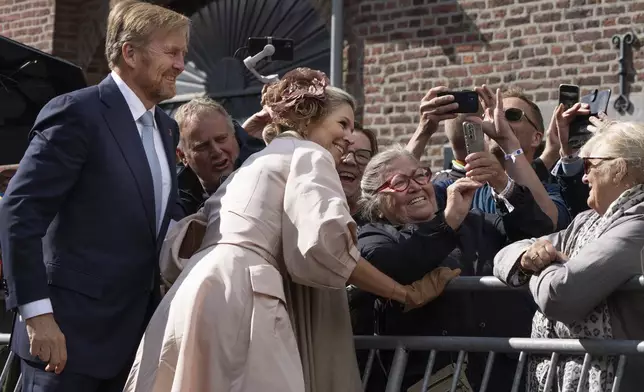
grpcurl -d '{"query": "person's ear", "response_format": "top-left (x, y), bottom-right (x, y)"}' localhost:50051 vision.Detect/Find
top-left (121, 42), bottom-right (137, 69)
top-left (531, 130), bottom-right (543, 148)
top-left (612, 158), bottom-right (629, 185)
top-left (176, 147), bottom-right (188, 166)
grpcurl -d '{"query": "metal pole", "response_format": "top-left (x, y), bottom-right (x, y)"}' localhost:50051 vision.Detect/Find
top-left (330, 0), bottom-right (343, 87)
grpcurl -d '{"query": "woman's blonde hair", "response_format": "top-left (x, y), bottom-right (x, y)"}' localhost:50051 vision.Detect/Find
top-left (105, 0), bottom-right (190, 69)
top-left (260, 68), bottom-right (356, 144)
top-left (358, 144), bottom-right (418, 222)
top-left (581, 121), bottom-right (644, 183)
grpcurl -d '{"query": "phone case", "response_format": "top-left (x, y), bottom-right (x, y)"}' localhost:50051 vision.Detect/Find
top-left (580, 89), bottom-right (611, 115)
top-left (558, 84), bottom-right (580, 110)
top-left (438, 91), bottom-right (480, 114)
top-left (569, 89), bottom-right (612, 148)
top-left (463, 122), bottom-right (485, 154)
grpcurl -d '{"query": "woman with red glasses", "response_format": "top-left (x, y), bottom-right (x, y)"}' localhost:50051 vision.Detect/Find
top-left (353, 141), bottom-right (554, 391)
top-left (495, 121), bottom-right (644, 392)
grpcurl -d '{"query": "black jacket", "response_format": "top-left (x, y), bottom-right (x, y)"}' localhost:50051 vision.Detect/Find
top-left (353, 184), bottom-right (553, 391)
top-left (177, 121), bottom-right (265, 216)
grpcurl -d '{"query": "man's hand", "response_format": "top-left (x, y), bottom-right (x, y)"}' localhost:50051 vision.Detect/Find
top-left (520, 239), bottom-right (567, 273)
top-left (415, 86), bottom-right (459, 136)
top-left (464, 151), bottom-right (509, 192)
top-left (467, 88), bottom-right (521, 152)
top-left (587, 111), bottom-right (610, 133)
top-left (554, 102), bottom-right (591, 157)
top-left (444, 178), bottom-right (483, 230)
top-left (241, 107), bottom-right (273, 141)
top-left (26, 313), bottom-right (67, 374)
top-left (475, 84), bottom-right (495, 114)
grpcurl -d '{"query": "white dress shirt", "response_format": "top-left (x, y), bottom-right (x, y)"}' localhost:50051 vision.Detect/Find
top-left (19, 72), bottom-right (171, 320)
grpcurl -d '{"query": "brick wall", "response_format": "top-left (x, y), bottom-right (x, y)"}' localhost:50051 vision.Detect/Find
top-left (344, 0), bottom-right (644, 169)
top-left (0, 0), bottom-right (55, 52)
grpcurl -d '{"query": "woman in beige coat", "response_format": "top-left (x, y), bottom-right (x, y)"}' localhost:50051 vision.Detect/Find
top-left (124, 68), bottom-right (458, 392)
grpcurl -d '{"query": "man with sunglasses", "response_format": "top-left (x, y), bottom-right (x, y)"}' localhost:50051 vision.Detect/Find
top-left (470, 86), bottom-right (572, 230)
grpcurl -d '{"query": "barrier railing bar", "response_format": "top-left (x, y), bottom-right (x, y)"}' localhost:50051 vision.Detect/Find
top-left (478, 351), bottom-right (495, 392)
top-left (385, 346), bottom-right (408, 392)
top-left (449, 350), bottom-right (466, 392)
top-left (354, 336), bottom-right (644, 355)
top-left (543, 352), bottom-right (559, 392)
top-left (0, 350), bottom-right (14, 387)
top-left (575, 353), bottom-right (592, 392)
top-left (362, 349), bottom-right (375, 391)
top-left (510, 351), bottom-right (527, 392)
top-left (420, 350), bottom-right (437, 392)
top-left (0, 335), bottom-right (11, 345)
top-left (444, 276), bottom-right (644, 292)
top-left (611, 355), bottom-right (627, 392)
top-left (12, 374), bottom-right (21, 392)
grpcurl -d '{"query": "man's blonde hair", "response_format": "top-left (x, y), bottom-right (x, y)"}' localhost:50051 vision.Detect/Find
top-left (105, 0), bottom-right (190, 69)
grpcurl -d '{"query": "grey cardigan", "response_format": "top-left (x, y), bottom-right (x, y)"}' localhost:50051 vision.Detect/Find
top-left (494, 201), bottom-right (644, 340)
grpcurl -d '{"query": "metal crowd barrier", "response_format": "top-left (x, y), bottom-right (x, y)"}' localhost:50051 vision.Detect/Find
top-left (355, 276), bottom-right (644, 392)
top-left (0, 333), bottom-right (19, 392)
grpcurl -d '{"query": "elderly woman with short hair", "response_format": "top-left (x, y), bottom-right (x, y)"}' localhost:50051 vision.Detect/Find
top-left (354, 136), bottom-right (554, 390)
top-left (494, 121), bottom-right (644, 392)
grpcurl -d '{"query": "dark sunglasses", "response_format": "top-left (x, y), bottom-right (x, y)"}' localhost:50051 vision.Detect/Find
top-left (505, 108), bottom-right (541, 132)
top-left (376, 168), bottom-right (432, 193)
top-left (582, 157), bottom-right (616, 175)
top-left (342, 149), bottom-right (373, 165)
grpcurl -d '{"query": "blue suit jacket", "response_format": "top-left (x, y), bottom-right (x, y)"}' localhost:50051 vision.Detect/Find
top-left (0, 75), bottom-right (181, 378)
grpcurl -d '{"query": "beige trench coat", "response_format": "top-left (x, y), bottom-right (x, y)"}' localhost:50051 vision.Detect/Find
top-left (124, 135), bottom-right (362, 392)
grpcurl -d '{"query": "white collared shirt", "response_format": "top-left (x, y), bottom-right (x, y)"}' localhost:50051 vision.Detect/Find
top-left (18, 72), bottom-right (172, 320)
top-left (111, 71), bottom-right (171, 230)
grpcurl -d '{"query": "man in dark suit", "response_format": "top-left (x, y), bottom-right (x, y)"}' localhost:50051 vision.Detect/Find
top-left (0, 1), bottom-right (190, 391)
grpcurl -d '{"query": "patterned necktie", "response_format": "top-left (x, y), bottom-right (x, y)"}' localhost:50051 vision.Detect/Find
top-left (138, 111), bottom-right (162, 232)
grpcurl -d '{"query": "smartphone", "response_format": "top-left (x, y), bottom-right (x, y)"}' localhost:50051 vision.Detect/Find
top-left (569, 88), bottom-right (612, 149)
top-left (559, 84), bottom-right (580, 110)
top-left (248, 37), bottom-right (294, 61)
top-left (437, 90), bottom-right (480, 114)
top-left (463, 122), bottom-right (485, 155)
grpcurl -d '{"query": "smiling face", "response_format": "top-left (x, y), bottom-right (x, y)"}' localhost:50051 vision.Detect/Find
top-left (178, 111), bottom-right (240, 193)
top-left (126, 28), bottom-right (188, 106)
top-left (337, 131), bottom-right (373, 208)
top-left (379, 156), bottom-right (438, 224)
top-left (306, 103), bottom-right (355, 165)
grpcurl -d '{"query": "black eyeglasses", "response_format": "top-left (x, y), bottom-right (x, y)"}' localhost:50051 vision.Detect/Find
top-left (342, 149), bottom-right (373, 165)
top-left (505, 108), bottom-right (541, 133)
top-left (582, 157), bottom-right (616, 175)
top-left (376, 168), bottom-right (432, 193)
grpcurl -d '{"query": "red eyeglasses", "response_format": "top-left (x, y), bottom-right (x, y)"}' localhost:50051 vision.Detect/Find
top-left (582, 157), bottom-right (616, 175)
top-left (376, 168), bottom-right (432, 193)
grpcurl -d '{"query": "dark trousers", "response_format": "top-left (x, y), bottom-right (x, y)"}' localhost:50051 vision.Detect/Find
top-left (20, 358), bottom-right (130, 392)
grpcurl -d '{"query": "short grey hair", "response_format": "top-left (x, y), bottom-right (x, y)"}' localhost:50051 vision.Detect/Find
top-left (581, 121), bottom-right (644, 183)
top-left (358, 144), bottom-right (418, 222)
top-left (174, 97), bottom-right (234, 150)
